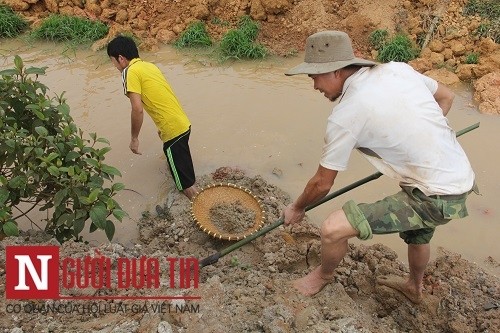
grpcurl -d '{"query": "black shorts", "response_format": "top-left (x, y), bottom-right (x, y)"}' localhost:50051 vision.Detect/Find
top-left (162, 127), bottom-right (195, 191)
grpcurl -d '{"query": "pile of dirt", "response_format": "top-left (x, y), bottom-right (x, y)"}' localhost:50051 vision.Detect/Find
top-left (1, 167), bottom-right (499, 332)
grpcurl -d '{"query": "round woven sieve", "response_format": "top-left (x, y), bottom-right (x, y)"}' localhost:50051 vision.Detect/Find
top-left (191, 183), bottom-right (266, 241)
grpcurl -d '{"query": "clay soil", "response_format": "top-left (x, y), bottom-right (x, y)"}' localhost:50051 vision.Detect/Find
top-left (4, 0), bottom-right (500, 112)
top-left (1, 167), bottom-right (499, 332)
top-left (1, 0), bottom-right (499, 332)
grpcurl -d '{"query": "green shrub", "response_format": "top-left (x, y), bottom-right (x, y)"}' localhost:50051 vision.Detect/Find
top-left (219, 16), bottom-right (268, 60)
top-left (465, 52), bottom-right (479, 64)
top-left (377, 34), bottom-right (418, 63)
top-left (0, 55), bottom-right (127, 243)
top-left (369, 29), bottom-right (389, 50)
top-left (174, 21), bottom-right (212, 48)
top-left (31, 15), bottom-right (108, 44)
top-left (0, 5), bottom-right (28, 38)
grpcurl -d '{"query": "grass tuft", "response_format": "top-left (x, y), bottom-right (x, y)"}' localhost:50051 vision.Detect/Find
top-left (174, 21), bottom-right (212, 48)
top-left (0, 5), bottom-right (28, 38)
top-left (219, 16), bottom-right (268, 60)
top-left (376, 34), bottom-right (419, 63)
top-left (465, 52), bottom-right (479, 64)
top-left (30, 15), bottom-right (108, 44)
top-left (369, 29), bottom-right (389, 50)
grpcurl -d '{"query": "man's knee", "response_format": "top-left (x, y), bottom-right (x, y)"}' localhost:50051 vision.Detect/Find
top-left (320, 210), bottom-right (359, 242)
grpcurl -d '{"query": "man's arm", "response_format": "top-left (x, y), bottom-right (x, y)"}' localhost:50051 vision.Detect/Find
top-left (284, 165), bottom-right (338, 225)
top-left (128, 92), bottom-right (144, 154)
top-left (433, 82), bottom-right (455, 116)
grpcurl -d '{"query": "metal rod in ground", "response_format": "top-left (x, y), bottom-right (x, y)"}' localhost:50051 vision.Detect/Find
top-left (199, 122), bottom-right (480, 268)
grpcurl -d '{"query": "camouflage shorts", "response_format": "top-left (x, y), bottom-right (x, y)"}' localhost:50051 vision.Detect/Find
top-left (342, 186), bottom-right (471, 244)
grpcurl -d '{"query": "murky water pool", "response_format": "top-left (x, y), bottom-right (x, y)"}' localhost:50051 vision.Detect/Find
top-left (1, 39), bottom-right (498, 275)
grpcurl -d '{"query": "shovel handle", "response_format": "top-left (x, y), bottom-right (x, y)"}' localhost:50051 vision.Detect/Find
top-left (200, 172), bottom-right (382, 268)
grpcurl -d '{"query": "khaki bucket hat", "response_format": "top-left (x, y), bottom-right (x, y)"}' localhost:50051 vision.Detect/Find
top-left (286, 30), bottom-right (377, 76)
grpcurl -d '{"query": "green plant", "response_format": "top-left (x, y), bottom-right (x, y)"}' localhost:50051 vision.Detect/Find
top-left (476, 23), bottom-right (490, 36)
top-left (377, 34), bottom-right (418, 63)
top-left (0, 55), bottom-right (127, 243)
top-left (30, 15), bottom-right (108, 44)
top-left (230, 256), bottom-right (240, 267)
top-left (463, 0), bottom-right (500, 42)
top-left (237, 15), bottom-right (259, 40)
top-left (174, 21), bottom-right (212, 48)
top-left (463, 0), bottom-right (500, 19)
top-left (219, 16), bottom-right (268, 60)
top-left (369, 29), bottom-right (389, 50)
top-left (0, 5), bottom-right (28, 38)
top-left (465, 52), bottom-right (479, 64)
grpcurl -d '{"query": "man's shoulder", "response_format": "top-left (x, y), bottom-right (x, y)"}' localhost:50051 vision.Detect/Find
top-left (128, 59), bottom-right (158, 71)
top-left (370, 61), bottom-right (412, 73)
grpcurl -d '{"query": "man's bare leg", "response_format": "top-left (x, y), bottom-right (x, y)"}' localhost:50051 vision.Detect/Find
top-left (293, 210), bottom-right (359, 296)
top-left (377, 243), bottom-right (430, 304)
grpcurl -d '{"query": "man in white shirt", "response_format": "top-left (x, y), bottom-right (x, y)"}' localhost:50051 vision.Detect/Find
top-left (283, 31), bottom-right (476, 303)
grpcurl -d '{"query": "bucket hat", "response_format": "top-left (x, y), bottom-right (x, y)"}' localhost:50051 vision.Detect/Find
top-left (285, 31), bottom-right (377, 76)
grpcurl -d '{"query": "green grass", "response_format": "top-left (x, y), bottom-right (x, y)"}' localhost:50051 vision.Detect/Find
top-left (474, 20), bottom-right (500, 43)
top-left (369, 29), bottom-right (389, 50)
top-left (174, 21), bottom-right (212, 48)
top-left (475, 23), bottom-right (490, 37)
top-left (465, 52), bottom-right (479, 64)
top-left (30, 15), bottom-right (108, 44)
top-left (376, 34), bottom-right (418, 63)
top-left (237, 15), bottom-right (259, 40)
top-left (463, 0), bottom-right (500, 42)
top-left (463, 0), bottom-right (500, 20)
top-left (172, 15), bottom-right (269, 62)
top-left (219, 16), bottom-right (268, 60)
top-left (0, 5), bottom-right (28, 38)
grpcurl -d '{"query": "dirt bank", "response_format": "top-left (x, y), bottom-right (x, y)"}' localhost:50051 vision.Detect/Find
top-left (3, 0), bottom-right (500, 113)
top-left (1, 167), bottom-right (499, 332)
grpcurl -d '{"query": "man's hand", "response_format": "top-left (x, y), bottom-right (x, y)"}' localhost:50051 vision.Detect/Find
top-left (129, 137), bottom-right (141, 155)
top-left (282, 166), bottom-right (338, 226)
top-left (283, 203), bottom-right (306, 226)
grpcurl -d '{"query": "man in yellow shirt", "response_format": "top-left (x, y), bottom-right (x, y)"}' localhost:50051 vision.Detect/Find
top-left (107, 36), bottom-right (198, 199)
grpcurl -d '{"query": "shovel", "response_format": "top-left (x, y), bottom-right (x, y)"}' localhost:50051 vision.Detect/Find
top-left (199, 122), bottom-right (480, 268)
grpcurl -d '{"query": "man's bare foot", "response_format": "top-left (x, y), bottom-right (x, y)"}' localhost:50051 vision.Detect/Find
top-left (377, 275), bottom-right (423, 304)
top-left (292, 266), bottom-right (333, 296)
top-left (183, 186), bottom-right (199, 201)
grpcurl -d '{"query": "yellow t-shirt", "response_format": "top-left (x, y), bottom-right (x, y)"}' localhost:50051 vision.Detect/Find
top-left (121, 58), bottom-right (190, 142)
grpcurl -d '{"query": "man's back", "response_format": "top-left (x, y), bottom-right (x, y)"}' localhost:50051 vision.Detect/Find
top-left (123, 58), bottom-right (190, 142)
top-left (321, 62), bottom-right (474, 195)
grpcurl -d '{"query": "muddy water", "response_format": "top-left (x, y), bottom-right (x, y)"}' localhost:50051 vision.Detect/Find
top-left (1, 40), bottom-right (498, 275)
